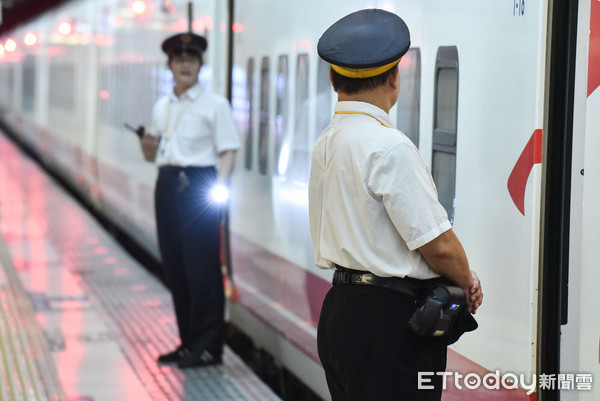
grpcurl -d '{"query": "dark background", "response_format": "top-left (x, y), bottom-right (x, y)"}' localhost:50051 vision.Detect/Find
top-left (1, 0), bottom-right (72, 36)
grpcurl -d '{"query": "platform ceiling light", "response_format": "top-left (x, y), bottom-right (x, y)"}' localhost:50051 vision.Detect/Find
top-left (4, 38), bottom-right (16, 52)
top-left (24, 32), bottom-right (38, 47)
top-left (58, 21), bottom-right (73, 35)
top-left (131, 0), bottom-right (147, 15)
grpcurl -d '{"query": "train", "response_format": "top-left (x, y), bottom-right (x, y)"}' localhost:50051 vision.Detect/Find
top-left (1, 0), bottom-right (599, 399)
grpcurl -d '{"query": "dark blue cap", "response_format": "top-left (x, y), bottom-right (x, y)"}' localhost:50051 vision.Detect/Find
top-left (317, 9), bottom-right (410, 78)
top-left (161, 32), bottom-right (207, 57)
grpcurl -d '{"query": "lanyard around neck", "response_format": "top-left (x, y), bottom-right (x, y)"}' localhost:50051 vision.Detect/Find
top-left (334, 111), bottom-right (389, 127)
top-left (163, 96), bottom-right (195, 141)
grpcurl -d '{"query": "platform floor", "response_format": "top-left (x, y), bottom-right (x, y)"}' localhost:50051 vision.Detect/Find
top-left (0, 132), bottom-right (282, 401)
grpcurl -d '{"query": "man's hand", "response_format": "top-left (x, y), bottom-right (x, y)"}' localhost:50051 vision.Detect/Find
top-left (140, 135), bottom-right (160, 162)
top-left (466, 271), bottom-right (483, 314)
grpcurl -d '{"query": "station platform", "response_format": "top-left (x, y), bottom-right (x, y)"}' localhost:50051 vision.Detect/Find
top-left (0, 132), bottom-right (282, 401)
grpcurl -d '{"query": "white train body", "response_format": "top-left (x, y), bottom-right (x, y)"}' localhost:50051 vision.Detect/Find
top-left (0, 0), bottom-right (599, 399)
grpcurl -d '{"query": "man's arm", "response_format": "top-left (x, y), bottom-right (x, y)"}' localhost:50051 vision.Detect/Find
top-left (217, 149), bottom-right (236, 184)
top-left (418, 229), bottom-right (483, 313)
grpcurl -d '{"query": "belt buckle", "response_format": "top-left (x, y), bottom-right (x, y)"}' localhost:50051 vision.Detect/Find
top-left (352, 273), bottom-right (366, 284)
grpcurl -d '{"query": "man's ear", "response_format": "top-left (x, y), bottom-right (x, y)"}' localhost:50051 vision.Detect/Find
top-left (329, 68), bottom-right (338, 93)
top-left (387, 65), bottom-right (400, 90)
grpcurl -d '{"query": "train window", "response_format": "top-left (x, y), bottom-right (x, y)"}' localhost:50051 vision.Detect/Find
top-left (49, 63), bottom-right (75, 111)
top-left (5, 65), bottom-right (14, 101)
top-left (0, 64), bottom-right (7, 102)
top-left (315, 58), bottom-right (332, 138)
top-left (396, 49), bottom-right (421, 147)
top-left (432, 46), bottom-right (459, 223)
top-left (258, 57), bottom-right (270, 175)
top-left (288, 53), bottom-right (310, 182)
top-left (244, 58), bottom-right (255, 171)
top-left (275, 55), bottom-right (289, 176)
top-left (22, 56), bottom-right (36, 113)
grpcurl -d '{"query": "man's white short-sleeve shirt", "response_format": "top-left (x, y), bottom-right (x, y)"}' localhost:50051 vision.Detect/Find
top-left (151, 83), bottom-right (240, 167)
top-left (308, 101), bottom-right (451, 279)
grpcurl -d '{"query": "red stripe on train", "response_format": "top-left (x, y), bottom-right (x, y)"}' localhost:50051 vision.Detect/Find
top-left (507, 129), bottom-right (543, 215)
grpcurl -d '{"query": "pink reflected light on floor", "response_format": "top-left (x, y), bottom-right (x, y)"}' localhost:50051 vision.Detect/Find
top-left (0, 133), bottom-right (281, 401)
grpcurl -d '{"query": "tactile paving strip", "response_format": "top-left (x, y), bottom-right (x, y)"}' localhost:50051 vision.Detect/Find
top-left (0, 132), bottom-right (281, 401)
top-left (0, 237), bottom-right (67, 401)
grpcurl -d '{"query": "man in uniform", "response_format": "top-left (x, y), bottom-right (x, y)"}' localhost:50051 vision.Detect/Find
top-left (140, 31), bottom-right (240, 368)
top-left (308, 9), bottom-right (483, 400)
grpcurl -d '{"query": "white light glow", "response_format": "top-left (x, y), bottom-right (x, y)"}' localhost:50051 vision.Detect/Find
top-left (4, 39), bottom-right (16, 52)
top-left (278, 143), bottom-right (290, 175)
top-left (58, 21), bottom-right (72, 35)
top-left (24, 32), bottom-right (38, 47)
top-left (131, 0), bottom-right (146, 15)
top-left (211, 185), bottom-right (230, 203)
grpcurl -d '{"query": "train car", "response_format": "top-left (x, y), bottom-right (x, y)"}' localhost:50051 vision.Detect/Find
top-left (0, 0), bottom-right (599, 400)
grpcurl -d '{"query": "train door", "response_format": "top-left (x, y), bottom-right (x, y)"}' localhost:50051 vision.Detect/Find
top-left (560, 1), bottom-right (600, 400)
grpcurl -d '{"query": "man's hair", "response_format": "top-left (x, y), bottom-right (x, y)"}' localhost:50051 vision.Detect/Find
top-left (330, 65), bottom-right (397, 95)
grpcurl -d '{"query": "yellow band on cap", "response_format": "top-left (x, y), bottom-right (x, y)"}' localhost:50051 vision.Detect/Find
top-left (331, 57), bottom-right (401, 79)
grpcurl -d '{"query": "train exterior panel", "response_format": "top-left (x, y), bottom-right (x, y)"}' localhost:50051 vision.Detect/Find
top-left (1, 0), bottom-right (599, 400)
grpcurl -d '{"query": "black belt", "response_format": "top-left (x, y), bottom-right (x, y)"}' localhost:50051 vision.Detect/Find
top-left (332, 266), bottom-right (422, 298)
top-left (159, 165), bottom-right (184, 172)
top-left (159, 165), bottom-right (215, 171)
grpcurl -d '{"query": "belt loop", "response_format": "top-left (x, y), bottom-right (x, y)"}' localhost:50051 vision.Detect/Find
top-left (333, 268), bottom-right (351, 284)
top-left (339, 270), bottom-right (350, 284)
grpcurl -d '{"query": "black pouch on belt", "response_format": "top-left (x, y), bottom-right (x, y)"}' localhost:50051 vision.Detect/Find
top-left (408, 281), bottom-right (478, 345)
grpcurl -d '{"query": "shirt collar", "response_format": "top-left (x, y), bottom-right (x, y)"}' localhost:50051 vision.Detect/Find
top-left (334, 101), bottom-right (395, 128)
top-left (169, 83), bottom-right (203, 102)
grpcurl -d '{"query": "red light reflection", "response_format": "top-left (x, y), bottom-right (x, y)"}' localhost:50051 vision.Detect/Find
top-left (47, 46), bottom-right (67, 57)
top-left (172, 18), bottom-right (187, 32)
top-left (94, 33), bottom-right (113, 47)
top-left (0, 135), bottom-right (175, 401)
top-left (192, 19), bottom-right (205, 32)
top-left (232, 22), bottom-right (244, 33)
top-left (94, 246), bottom-right (108, 255)
top-left (203, 15), bottom-right (214, 30)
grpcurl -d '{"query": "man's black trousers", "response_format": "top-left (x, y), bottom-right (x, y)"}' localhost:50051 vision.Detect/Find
top-left (155, 166), bottom-right (224, 358)
top-left (318, 283), bottom-right (447, 401)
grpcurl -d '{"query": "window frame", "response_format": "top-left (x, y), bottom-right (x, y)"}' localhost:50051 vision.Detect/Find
top-left (431, 46), bottom-right (459, 223)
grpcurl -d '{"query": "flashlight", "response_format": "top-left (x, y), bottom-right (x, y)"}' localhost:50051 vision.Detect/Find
top-left (211, 185), bottom-right (229, 203)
